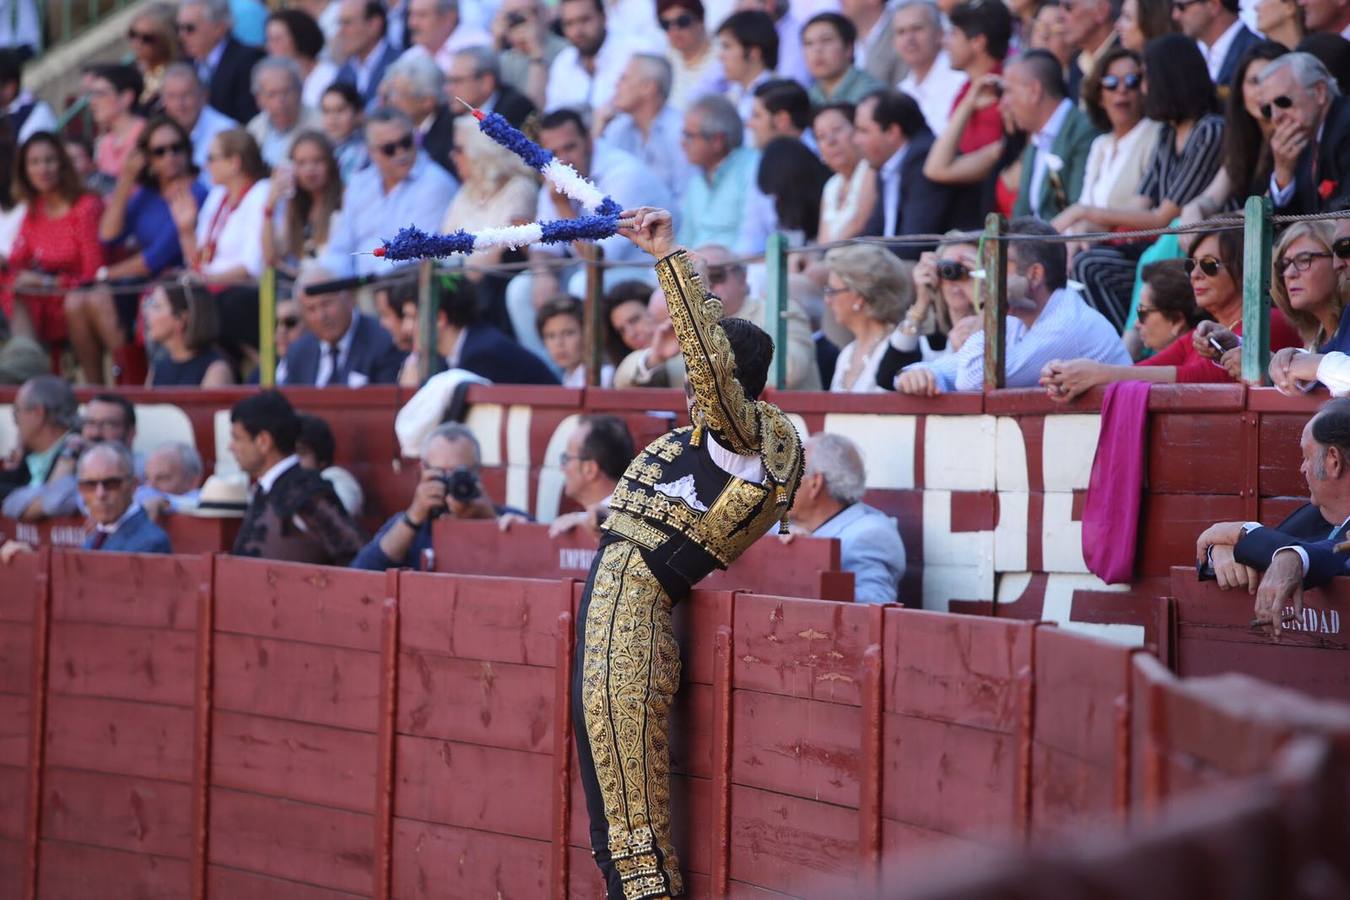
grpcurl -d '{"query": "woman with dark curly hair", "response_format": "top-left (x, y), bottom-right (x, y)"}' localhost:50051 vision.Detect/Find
top-left (265, 8), bottom-right (339, 110)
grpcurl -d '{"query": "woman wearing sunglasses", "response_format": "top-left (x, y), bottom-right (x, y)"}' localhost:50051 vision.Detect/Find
top-left (66, 117), bottom-right (206, 385)
top-left (1041, 228), bottom-right (1301, 400)
top-left (877, 235), bottom-right (984, 389)
top-left (125, 4), bottom-right (180, 113)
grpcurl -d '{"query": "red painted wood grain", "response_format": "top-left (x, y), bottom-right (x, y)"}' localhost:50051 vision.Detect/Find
top-left (727, 783), bottom-right (859, 898)
top-left (732, 595), bottom-right (879, 706)
top-left (208, 865), bottom-right (368, 898)
top-left (43, 695), bottom-right (194, 783)
top-left (0, 766), bottom-right (26, 839)
top-left (669, 681), bottom-right (715, 780)
top-left (880, 818), bottom-right (990, 884)
top-left (399, 570), bottom-right (559, 667)
top-left (40, 768), bottom-right (192, 860)
top-left (671, 591), bottom-right (734, 687)
top-left (1146, 413), bottom-right (1245, 494)
top-left (50, 550), bottom-right (203, 631)
top-left (393, 735), bottom-right (551, 841)
top-left (0, 838), bottom-right (21, 892)
top-left (212, 634), bottom-right (381, 732)
top-left (36, 841), bottom-right (191, 900)
top-left (0, 624), bottom-right (32, 696)
top-left (47, 621), bottom-right (195, 707)
top-left (391, 817), bottom-right (551, 900)
top-left (213, 558), bottom-right (386, 652)
top-left (396, 650), bottom-right (552, 752)
top-left (731, 690), bottom-right (862, 809)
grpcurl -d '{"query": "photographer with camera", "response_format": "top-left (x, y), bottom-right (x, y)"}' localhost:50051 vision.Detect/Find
top-left (350, 422), bottom-right (527, 571)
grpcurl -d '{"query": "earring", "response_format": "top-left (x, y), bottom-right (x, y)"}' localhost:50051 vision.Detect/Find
top-left (852, 303), bottom-right (862, 311)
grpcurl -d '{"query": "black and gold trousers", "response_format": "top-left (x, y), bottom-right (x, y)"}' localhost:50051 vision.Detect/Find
top-left (573, 539), bottom-right (685, 900)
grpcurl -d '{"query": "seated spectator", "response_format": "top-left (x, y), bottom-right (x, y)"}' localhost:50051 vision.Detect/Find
top-left (1173, 0), bottom-right (1260, 92)
top-left (332, 0), bottom-right (400, 111)
top-left (270, 295), bottom-right (307, 384)
top-left (227, 390), bottom-right (364, 565)
top-left (447, 46), bottom-right (536, 128)
top-left (922, 70), bottom-right (1025, 223)
top-left (1179, 42), bottom-right (1286, 232)
top-left (1033, 1), bottom-right (1078, 75)
top-left (754, 137), bottom-right (830, 249)
top-left (545, 0), bottom-right (649, 114)
top-left (159, 64), bottom-right (235, 182)
top-left (266, 8), bottom-right (339, 110)
top-left (802, 13), bottom-right (884, 106)
top-left (852, 0), bottom-right (906, 86)
top-left (660, 0), bottom-right (720, 111)
top-left (0, 375), bottom-right (80, 521)
top-left (706, 10), bottom-right (778, 125)
top-left (1053, 48), bottom-right (1159, 234)
top-left (280, 265), bottom-right (406, 386)
top-left (876, 234), bottom-right (985, 385)
top-left (126, 4), bottom-right (180, 113)
top-left (604, 279), bottom-right (657, 366)
top-left (612, 287), bottom-right (687, 388)
top-left (74, 442), bottom-right (172, 553)
top-left (405, 0), bottom-right (491, 74)
top-left (145, 279), bottom-right (236, 387)
top-left (1062, 0), bottom-right (1119, 99)
top-left (857, 90), bottom-right (955, 259)
top-left (823, 243), bottom-right (909, 393)
top-left (135, 441), bottom-right (205, 518)
top-left (677, 94), bottom-right (759, 249)
top-left (352, 422), bottom-right (525, 570)
top-left (1295, 33), bottom-right (1350, 95)
top-left (786, 432), bottom-right (904, 605)
top-left (602, 54), bottom-right (691, 211)
top-left (176, 0), bottom-right (264, 124)
top-left (736, 0), bottom-right (807, 85)
top-left (247, 56), bottom-right (322, 167)
top-left (1299, 0), bottom-right (1350, 36)
top-left (324, 108), bottom-right (459, 281)
top-left (374, 281), bottom-right (415, 353)
top-left (76, 115), bottom-right (206, 385)
top-left (1197, 399), bottom-right (1350, 601)
top-left (1041, 228), bottom-right (1301, 399)
top-left (64, 136), bottom-right (115, 196)
top-left (319, 83), bottom-right (370, 181)
top-left (894, 0), bottom-right (967, 139)
top-left (80, 393), bottom-right (138, 452)
top-left (382, 50), bottom-right (458, 178)
top-left (746, 78), bottom-right (813, 152)
top-left (0, 49), bottom-right (56, 144)
top-left (813, 103), bottom-right (876, 246)
top-left (2, 133), bottom-right (104, 349)
top-left (1262, 52), bottom-right (1350, 215)
top-left (296, 412), bottom-right (364, 518)
top-left (1130, 260), bottom-right (1205, 356)
top-left (1002, 49), bottom-right (1097, 222)
top-left (545, 414), bottom-right (634, 536)
top-left (1269, 215), bottom-right (1350, 393)
top-left (1073, 34), bottom-right (1226, 331)
top-left (1269, 220), bottom-right (1346, 350)
top-left (495, 0), bottom-right (570, 111)
top-left (945, 0), bottom-right (1013, 154)
top-left (398, 272), bottom-right (559, 385)
top-left (264, 131), bottom-right (344, 278)
top-left (537, 295), bottom-right (615, 387)
top-left (899, 218), bottom-right (1130, 394)
top-left (1115, 0), bottom-right (1174, 54)
top-left (84, 64), bottom-right (147, 182)
top-left (1255, 0), bottom-right (1302, 49)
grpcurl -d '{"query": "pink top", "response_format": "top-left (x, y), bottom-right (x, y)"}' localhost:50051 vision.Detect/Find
top-left (95, 119), bottom-right (146, 178)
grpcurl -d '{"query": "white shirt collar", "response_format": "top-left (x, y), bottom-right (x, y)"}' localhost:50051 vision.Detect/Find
top-left (707, 433), bottom-right (764, 484)
top-left (1035, 98), bottom-right (1073, 149)
top-left (6, 90), bottom-right (37, 114)
top-left (880, 144), bottom-right (907, 179)
top-left (445, 327), bottom-right (468, 369)
top-left (1199, 18), bottom-right (1243, 73)
top-left (203, 38), bottom-right (227, 73)
top-left (96, 502), bottom-right (143, 534)
top-left (330, 311), bottom-right (360, 358)
top-left (257, 454), bottom-right (300, 494)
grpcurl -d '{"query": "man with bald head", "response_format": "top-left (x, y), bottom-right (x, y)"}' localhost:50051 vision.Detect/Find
top-left (278, 265), bottom-right (407, 386)
top-left (75, 443), bottom-right (172, 553)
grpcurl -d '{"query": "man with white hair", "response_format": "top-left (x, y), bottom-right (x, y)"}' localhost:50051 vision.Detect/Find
top-left (176, 0), bottom-right (264, 123)
top-left (677, 94), bottom-right (759, 248)
top-left (160, 64), bottom-right (236, 181)
top-left (601, 53), bottom-right (693, 210)
top-left (381, 51), bottom-right (458, 177)
top-left (247, 57), bottom-right (322, 166)
top-left (1263, 52), bottom-right (1350, 215)
top-left (75, 444), bottom-right (172, 553)
top-left (894, 0), bottom-right (966, 138)
top-left (135, 442), bottom-right (206, 518)
top-left (787, 433), bottom-right (905, 605)
top-left (403, 0), bottom-right (490, 72)
top-left (279, 264), bottom-right (407, 386)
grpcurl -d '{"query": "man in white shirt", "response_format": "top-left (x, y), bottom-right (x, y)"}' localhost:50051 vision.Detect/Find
top-left (1172, 0), bottom-right (1258, 88)
top-left (402, 0), bottom-right (490, 73)
top-left (897, 218), bottom-right (1129, 394)
top-left (545, 0), bottom-right (650, 113)
top-left (159, 64), bottom-right (237, 183)
top-left (893, 0), bottom-right (966, 137)
top-left (601, 54), bottom-right (694, 210)
top-left (247, 57), bottom-right (323, 167)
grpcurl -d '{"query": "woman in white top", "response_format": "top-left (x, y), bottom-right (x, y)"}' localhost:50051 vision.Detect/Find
top-left (1052, 48), bottom-right (1159, 235)
top-left (813, 102), bottom-right (876, 246)
top-left (823, 243), bottom-right (910, 393)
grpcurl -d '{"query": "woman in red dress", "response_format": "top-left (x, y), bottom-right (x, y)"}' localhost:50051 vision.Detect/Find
top-left (2, 133), bottom-right (104, 352)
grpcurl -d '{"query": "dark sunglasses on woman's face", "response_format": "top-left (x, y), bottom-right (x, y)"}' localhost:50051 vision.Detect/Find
top-left (128, 28), bottom-right (158, 43)
top-left (1101, 73), bottom-right (1141, 92)
top-left (660, 12), bottom-right (696, 30)
top-left (377, 134), bottom-right (415, 157)
top-left (1259, 94), bottom-right (1294, 120)
top-left (937, 260), bottom-right (971, 281)
top-left (149, 141), bottom-right (188, 158)
top-left (1333, 237), bottom-right (1350, 260)
top-left (1183, 256), bottom-right (1224, 278)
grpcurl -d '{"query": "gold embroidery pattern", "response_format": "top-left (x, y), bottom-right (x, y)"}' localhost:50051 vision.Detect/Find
top-left (582, 542), bottom-right (685, 899)
top-left (604, 512), bottom-right (666, 550)
top-left (610, 483), bottom-right (701, 532)
top-left (691, 477), bottom-right (775, 566)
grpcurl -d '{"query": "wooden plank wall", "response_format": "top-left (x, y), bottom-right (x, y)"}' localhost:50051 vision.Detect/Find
top-left (4, 550), bottom-right (1349, 898)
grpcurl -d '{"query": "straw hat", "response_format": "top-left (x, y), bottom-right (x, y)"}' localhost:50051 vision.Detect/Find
top-left (187, 474), bottom-right (249, 518)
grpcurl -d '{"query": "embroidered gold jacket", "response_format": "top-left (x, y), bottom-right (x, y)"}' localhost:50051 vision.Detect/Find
top-left (603, 249), bottom-right (804, 595)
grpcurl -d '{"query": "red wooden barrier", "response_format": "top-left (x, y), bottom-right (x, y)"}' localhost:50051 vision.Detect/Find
top-left (0, 513), bottom-right (240, 555)
top-left (0, 548), bottom-right (45, 899)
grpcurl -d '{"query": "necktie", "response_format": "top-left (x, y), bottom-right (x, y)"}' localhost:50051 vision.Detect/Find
top-left (90, 531), bottom-right (108, 550)
top-left (323, 342), bottom-right (340, 386)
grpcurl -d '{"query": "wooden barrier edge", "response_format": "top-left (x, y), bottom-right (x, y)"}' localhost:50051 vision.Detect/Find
top-left (375, 569), bottom-right (401, 900)
top-left (22, 547), bottom-right (52, 900)
top-left (551, 580), bottom-right (577, 900)
top-left (191, 552), bottom-right (216, 900)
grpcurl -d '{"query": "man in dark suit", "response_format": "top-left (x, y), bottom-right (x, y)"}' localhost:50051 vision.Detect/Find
top-left (400, 274), bottom-right (559, 385)
top-left (855, 89), bottom-right (954, 260)
top-left (1265, 52), bottom-right (1350, 215)
top-left (176, 0), bottom-right (265, 123)
top-left (1172, 0), bottom-right (1259, 98)
top-left (77, 444), bottom-right (172, 554)
top-left (333, 0), bottom-right (401, 110)
top-left (381, 51), bottom-right (459, 178)
top-left (280, 267), bottom-right (406, 387)
top-left (1196, 399), bottom-right (1350, 591)
top-left (448, 46), bottom-right (536, 127)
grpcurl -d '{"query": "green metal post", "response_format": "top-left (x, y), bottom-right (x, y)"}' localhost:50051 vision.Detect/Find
top-left (980, 213), bottom-right (1008, 391)
top-left (1240, 195), bottom-right (1273, 385)
top-left (258, 267), bottom-right (276, 387)
top-left (764, 232), bottom-right (788, 391)
top-left (584, 245), bottom-right (606, 386)
top-left (417, 260), bottom-right (438, 385)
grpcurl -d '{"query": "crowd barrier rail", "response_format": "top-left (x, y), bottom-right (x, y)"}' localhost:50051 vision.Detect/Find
top-left (3, 549), bottom-right (1350, 899)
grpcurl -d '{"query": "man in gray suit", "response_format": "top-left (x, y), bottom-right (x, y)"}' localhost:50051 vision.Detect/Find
top-left (785, 433), bottom-right (906, 605)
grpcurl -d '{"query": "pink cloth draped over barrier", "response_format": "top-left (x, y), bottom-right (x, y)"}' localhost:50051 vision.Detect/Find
top-left (1082, 380), bottom-right (1152, 584)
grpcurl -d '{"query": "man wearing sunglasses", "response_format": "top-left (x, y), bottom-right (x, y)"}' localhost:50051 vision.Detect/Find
top-left (1171, 0), bottom-right (1258, 89)
top-left (1262, 52), bottom-right (1350, 215)
top-left (176, 0), bottom-right (264, 124)
top-left (75, 443), bottom-right (171, 554)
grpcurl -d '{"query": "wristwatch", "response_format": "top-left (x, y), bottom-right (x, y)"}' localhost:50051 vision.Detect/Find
top-left (95, 265), bottom-right (109, 283)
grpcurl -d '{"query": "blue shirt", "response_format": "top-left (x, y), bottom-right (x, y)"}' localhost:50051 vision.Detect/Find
top-left (602, 106), bottom-right (692, 213)
top-left (323, 152), bottom-right (459, 277)
top-left (677, 146), bottom-right (760, 249)
top-left (107, 182), bottom-right (208, 274)
top-left (230, 0), bottom-right (267, 46)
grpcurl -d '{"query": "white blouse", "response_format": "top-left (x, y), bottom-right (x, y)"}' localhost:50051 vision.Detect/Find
top-left (819, 161), bottom-right (873, 245)
top-left (830, 336), bottom-right (890, 393)
top-left (1079, 119), bottom-right (1162, 209)
top-left (196, 180), bottom-right (270, 279)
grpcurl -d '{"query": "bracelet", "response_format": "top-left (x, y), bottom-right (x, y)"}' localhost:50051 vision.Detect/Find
top-left (402, 512), bottom-right (424, 531)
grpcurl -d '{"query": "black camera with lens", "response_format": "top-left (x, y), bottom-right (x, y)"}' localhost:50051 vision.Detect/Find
top-left (506, 11), bottom-right (528, 27)
top-left (430, 466), bottom-right (482, 517)
top-left (936, 260), bottom-right (971, 282)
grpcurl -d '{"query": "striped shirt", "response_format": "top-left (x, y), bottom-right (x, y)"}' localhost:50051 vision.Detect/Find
top-left (1138, 114), bottom-right (1225, 208)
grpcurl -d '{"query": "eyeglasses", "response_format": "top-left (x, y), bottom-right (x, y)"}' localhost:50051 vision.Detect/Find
top-left (680, 130), bottom-right (708, 141)
top-left (660, 12), bottom-right (697, 30)
top-left (127, 28), bottom-right (159, 43)
top-left (707, 265), bottom-right (729, 283)
top-left (77, 476), bottom-right (128, 492)
top-left (278, 315), bottom-right (301, 329)
top-left (936, 260), bottom-right (971, 281)
top-left (822, 285), bottom-right (852, 297)
top-left (1333, 236), bottom-right (1350, 260)
top-left (1136, 306), bottom-right (1159, 322)
top-left (1183, 256), bottom-right (1224, 278)
top-left (1100, 73), bottom-right (1141, 92)
top-left (1259, 94), bottom-right (1294, 120)
top-left (1276, 251), bottom-right (1332, 273)
top-left (376, 134), bottom-right (414, 157)
top-left (149, 141), bottom-right (188, 158)
top-left (176, 21), bottom-right (197, 33)
top-left (558, 452), bottom-right (591, 466)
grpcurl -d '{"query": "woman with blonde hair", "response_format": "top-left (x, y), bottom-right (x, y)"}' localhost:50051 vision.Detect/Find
top-left (125, 3), bottom-right (180, 111)
top-left (823, 243), bottom-right (911, 393)
top-left (1270, 220), bottom-right (1345, 351)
